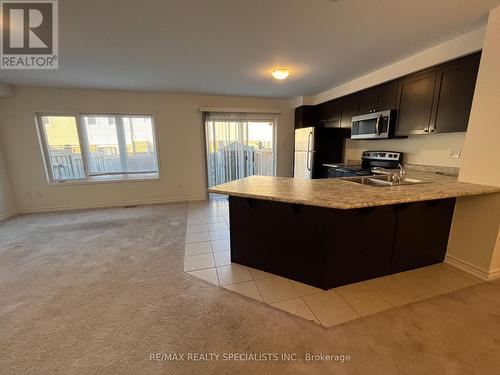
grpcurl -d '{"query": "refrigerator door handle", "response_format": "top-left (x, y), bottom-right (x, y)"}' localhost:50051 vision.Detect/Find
top-left (306, 131), bottom-right (312, 171)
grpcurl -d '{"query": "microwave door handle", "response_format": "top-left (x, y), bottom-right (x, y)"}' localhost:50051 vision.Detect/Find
top-left (375, 115), bottom-right (382, 135)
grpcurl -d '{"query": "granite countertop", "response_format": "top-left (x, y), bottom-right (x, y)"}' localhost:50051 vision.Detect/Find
top-left (208, 172), bottom-right (500, 210)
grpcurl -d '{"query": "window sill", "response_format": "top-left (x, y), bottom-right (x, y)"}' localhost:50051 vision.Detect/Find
top-left (48, 173), bottom-right (161, 186)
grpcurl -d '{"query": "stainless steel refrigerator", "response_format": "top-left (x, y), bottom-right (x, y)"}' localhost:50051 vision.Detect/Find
top-left (293, 127), bottom-right (348, 179)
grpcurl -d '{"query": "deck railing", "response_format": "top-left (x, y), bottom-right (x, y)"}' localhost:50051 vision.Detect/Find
top-left (49, 151), bottom-right (157, 180)
top-left (207, 148), bottom-right (274, 187)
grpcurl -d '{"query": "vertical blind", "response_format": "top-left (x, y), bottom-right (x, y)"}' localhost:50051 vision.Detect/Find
top-left (203, 112), bottom-right (274, 187)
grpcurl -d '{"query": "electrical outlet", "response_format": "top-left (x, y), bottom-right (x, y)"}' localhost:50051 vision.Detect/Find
top-left (449, 148), bottom-right (461, 158)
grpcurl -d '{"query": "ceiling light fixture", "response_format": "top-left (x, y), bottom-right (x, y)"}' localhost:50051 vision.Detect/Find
top-left (272, 68), bottom-right (290, 80)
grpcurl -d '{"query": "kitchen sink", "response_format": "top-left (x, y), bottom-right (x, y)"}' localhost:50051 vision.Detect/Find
top-left (340, 174), bottom-right (432, 187)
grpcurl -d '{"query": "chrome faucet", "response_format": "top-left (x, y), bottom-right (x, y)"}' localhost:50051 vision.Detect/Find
top-left (371, 164), bottom-right (406, 184)
top-left (398, 163), bottom-right (406, 183)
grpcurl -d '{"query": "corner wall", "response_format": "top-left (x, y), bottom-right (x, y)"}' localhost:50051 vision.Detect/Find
top-left (0, 87), bottom-right (295, 213)
top-left (446, 6), bottom-right (500, 280)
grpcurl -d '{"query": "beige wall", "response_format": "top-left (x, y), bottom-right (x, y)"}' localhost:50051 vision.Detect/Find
top-left (0, 84), bottom-right (14, 97)
top-left (459, 20), bottom-right (500, 185)
top-left (446, 6), bottom-right (500, 280)
top-left (345, 133), bottom-right (466, 167)
top-left (0, 87), bottom-right (295, 213)
top-left (0, 141), bottom-right (16, 219)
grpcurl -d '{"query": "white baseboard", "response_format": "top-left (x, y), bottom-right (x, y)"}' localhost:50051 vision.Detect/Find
top-left (18, 195), bottom-right (207, 214)
top-left (0, 210), bottom-right (17, 221)
top-left (445, 254), bottom-right (500, 281)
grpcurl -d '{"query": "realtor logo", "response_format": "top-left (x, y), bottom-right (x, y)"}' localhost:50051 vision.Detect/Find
top-left (1, 0), bottom-right (58, 69)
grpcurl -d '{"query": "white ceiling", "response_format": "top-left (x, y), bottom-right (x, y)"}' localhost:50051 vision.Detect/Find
top-left (1, 0), bottom-right (499, 98)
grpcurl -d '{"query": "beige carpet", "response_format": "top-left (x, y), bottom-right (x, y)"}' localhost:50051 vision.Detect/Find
top-left (1, 203), bottom-right (499, 374)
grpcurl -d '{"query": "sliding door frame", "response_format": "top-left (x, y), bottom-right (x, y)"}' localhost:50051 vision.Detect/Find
top-left (202, 113), bottom-right (279, 192)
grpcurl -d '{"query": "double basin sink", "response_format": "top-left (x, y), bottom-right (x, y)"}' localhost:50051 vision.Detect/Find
top-left (340, 174), bottom-right (431, 187)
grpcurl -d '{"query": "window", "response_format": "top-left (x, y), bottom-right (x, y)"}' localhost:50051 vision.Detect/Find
top-left (39, 116), bottom-right (85, 180)
top-left (37, 114), bottom-right (159, 183)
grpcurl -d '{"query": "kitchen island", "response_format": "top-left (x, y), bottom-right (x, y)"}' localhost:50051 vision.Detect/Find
top-left (208, 174), bottom-right (499, 289)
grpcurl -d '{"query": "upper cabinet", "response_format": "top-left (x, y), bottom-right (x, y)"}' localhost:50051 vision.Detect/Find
top-left (395, 52), bottom-right (481, 135)
top-left (299, 51), bottom-right (480, 134)
top-left (294, 105), bottom-right (316, 129)
top-left (357, 88), bottom-right (378, 114)
top-left (430, 52), bottom-right (481, 133)
top-left (340, 94), bottom-right (359, 128)
top-left (395, 68), bottom-right (438, 135)
top-left (375, 81), bottom-right (398, 112)
top-left (357, 81), bottom-right (397, 114)
top-left (316, 99), bottom-right (342, 127)
top-left (325, 99), bottom-right (342, 128)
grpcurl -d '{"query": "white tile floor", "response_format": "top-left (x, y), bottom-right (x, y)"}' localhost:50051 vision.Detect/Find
top-left (184, 199), bottom-right (483, 328)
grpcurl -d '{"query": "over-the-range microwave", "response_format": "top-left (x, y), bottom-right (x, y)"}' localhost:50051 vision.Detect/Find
top-left (351, 109), bottom-right (397, 139)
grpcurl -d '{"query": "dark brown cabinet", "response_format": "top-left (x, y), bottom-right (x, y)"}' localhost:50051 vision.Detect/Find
top-left (395, 52), bottom-right (480, 135)
top-left (325, 99), bottom-right (342, 127)
top-left (302, 51), bottom-right (480, 134)
top-left (294, 105), bottom-right (315, 129)
top-left (315, 102), bottom-right (327, 126)
top-left (430, 52), bottom-right (481, 133)
top-left (395, 68), bottom-right (438, 135)
top-left (316, 99), bottom-right (341, 127)
top-left (229, 196), bottom-right (456, 290)
top-left (357, 88), bottom-right (378, 114)
top-left (392, 199), bottom-right (455, 273)
top-left (376, 81), bottom-right (398, 111)
top-left (357, 81), bottom-right (398, 115)
top-left (340, 94), bottom-right (359, 128)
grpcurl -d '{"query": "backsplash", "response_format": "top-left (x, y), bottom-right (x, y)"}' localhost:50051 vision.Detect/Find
top-left (344, 132), bottom-right (466, 168)
top-left (405, 164), bottom-right (459, 176)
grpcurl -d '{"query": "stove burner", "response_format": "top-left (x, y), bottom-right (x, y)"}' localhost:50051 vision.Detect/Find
top-left (324, 151), bottom-right (404, 179)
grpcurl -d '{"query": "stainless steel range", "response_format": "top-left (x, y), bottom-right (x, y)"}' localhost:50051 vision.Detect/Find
top-left (323, 150), bottom-right (404, 178)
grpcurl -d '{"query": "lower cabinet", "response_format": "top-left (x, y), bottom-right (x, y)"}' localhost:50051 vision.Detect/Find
top-left (229, 197), bottom-right (457, 290)
top-left (392, 199), bottom-right (455, 273)
top-left (324, 206), bottom-right (395, 287)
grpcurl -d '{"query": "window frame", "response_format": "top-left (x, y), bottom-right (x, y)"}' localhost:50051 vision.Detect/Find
top-left (35, 112), bottom-right (161, 185)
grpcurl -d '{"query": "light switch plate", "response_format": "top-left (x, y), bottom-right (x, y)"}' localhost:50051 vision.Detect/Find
top-left (449, 148), bottom-right (461, 158)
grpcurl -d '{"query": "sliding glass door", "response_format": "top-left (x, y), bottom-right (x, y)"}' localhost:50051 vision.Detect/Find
top-left (204, 113), bottom-right (276, 187)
